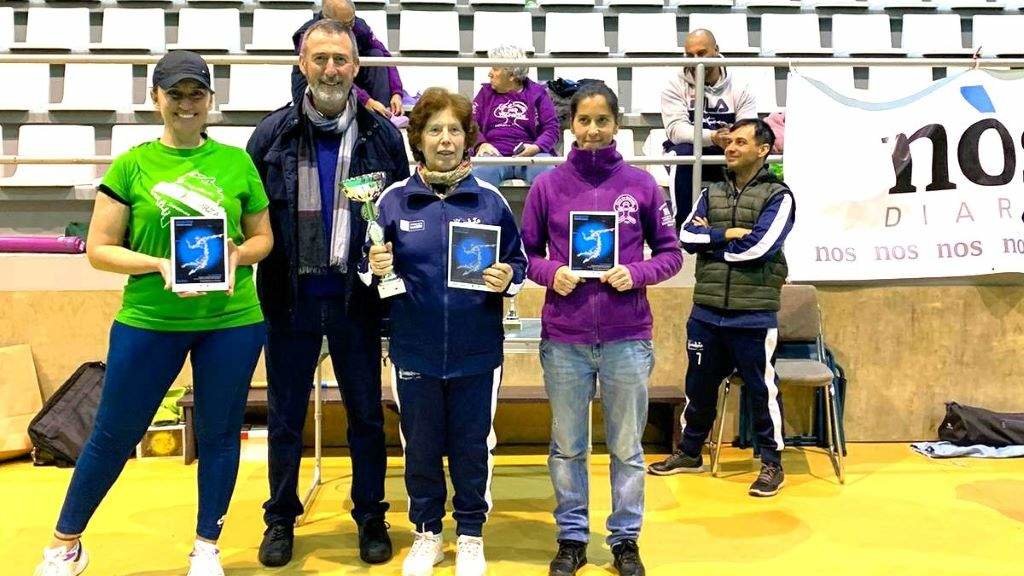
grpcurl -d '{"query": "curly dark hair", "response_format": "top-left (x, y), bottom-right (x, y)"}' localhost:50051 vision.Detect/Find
top-left (407, 87), bottom-right (479, 164)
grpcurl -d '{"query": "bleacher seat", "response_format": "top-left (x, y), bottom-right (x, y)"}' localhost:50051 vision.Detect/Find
top-left (630, 67), bottom-right (677, 114)
top-left (206, 126), bottom-right (257, 150)
top-left (399, 11), bottom-right (460, 52)
top-left (901, 14), bottom-right (969, 57)
top-left (110, 124), bottom-right (163, 158)
top-left (866, 66), bottom-right (935, 101)
top-left (562, 129), bottom-right (634, 158)
top-left (553, 66), bottom-right (619, 96)
top-left (686, 14), bottom-right (757, 55)
top-left (472, 12), bottom-right (535, 53)
top-left (359, 11), bottom-right (390, 52)
top-left (972, 15), bottom-right (1024, 57)
top-left (0, 8), bottom-right (14, 52)
top-left (607, 0), bottom-right (668, 6)
top-left (0, 64), bottom-right (50, 112)
top-left (168, 8), bottom-right (242, 53)
top-left (739, 0), bottom-right (803, 7)
top-left (92, 8), bottom-right (166, 53)
top-left (470, 0), bottom-right (527, 5)
top-left (642, 129), bottom-right (671, 187)
top-left (220, 65), bottom-right (293, 112)
top-left (830, 14), bottom-right (903, 57)
top-left (807, 0), bottom-right (871, 8)
top-left (398, 66), bottom-right (460, 97)
top-left (52, 64), bottom-right (135, 113)
top-left (0, 125), bottom-right (96, 188)
top-left (246, 9), bottom-right (314, 52)
top-left (401, 0), bottom-right (457, 5)
top-left (677, 0), bottom-right (734, 6)
top-left (617, 13), bottom-right (683, 55)
top-left (14, 8), bottom-right (90, 52)
top-left (540, 0), bottom-right (597, 6)
top-left (545, 13), bottom-right (609, 54)
top-left (759, 14), bottom-right (830, 56)
top-left (733, 66), bottom-right (780, 114)
top-left (940, 0), bottom-right (1006, 9)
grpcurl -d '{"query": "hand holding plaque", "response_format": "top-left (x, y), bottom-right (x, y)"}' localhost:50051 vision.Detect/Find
top-left (342, 172), bottom-right (407, 298)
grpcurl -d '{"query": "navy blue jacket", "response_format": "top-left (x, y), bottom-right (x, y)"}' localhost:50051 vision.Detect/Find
top-left (362, 174), bottom-right (528, 378)
top-left (247, 101), bottom-right (410, 327)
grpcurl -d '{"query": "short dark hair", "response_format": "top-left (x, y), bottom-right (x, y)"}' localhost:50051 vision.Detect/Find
top-left (300, 19), bottom-right (359, 64)
top-left (569, 82), bottom-right (620, 123)
top-left (407, 87), bottom-right (479, 163)
top-left (730, 118), bottom-right (776, 150)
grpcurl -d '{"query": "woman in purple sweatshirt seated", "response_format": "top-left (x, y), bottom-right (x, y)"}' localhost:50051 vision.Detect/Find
top-left (471, 44), bottom-right (560, 187)
top-left (521, 83), bottom-right (682, 576)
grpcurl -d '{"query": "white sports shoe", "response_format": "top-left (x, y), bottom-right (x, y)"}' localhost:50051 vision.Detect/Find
top-left (33, 542), bottom-right (89, 576)
top-left (455, 535), bottom-right (487, 576)
top-left (186, 541), bottom-right (225, 576)
top-left (402, 531), bottom-right (444, 576)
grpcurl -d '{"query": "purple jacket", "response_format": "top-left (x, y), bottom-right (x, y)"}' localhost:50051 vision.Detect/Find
top-left (522, 144), bottom-right (683, 344)
top-left (473, 78), bottom-right (560, 156)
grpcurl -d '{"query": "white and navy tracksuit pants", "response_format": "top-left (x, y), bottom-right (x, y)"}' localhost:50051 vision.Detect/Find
top-left (391, 365), bottom-right (501, 537)
top-left (678, 317), bottom-right (786, 465)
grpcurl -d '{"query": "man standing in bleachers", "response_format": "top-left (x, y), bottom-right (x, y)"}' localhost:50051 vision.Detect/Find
top-left (661, 29), bottom-right (757, 230)
top-left (290, 0), bottom-right (405, 119)
top-left (248, 19), bottom-right (410, 568)
top-left (647, 119), bottom-right (794, 498)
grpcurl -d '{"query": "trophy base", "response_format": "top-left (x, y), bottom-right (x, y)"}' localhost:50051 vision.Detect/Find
top-left (378, 277), bottom-right (407, 298)
top-left (502, 314), bottom-right (522, 330)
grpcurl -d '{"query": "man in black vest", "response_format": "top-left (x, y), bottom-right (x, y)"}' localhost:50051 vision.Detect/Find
top-left (647, 119), bottom-right (795, 497)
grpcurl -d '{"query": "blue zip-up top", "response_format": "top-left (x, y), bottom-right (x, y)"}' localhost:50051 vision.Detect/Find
top-left (679, 181), bottom-right (795, 329)
top-left (361, 173), bottom-right (528, 378)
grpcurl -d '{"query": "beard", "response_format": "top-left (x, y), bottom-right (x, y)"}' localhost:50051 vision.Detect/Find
top-left (310, 80), bottom-right (350, 113)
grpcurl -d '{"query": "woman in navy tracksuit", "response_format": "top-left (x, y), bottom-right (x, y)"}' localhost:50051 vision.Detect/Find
top-left (365, 88), bottom-right (527, 576)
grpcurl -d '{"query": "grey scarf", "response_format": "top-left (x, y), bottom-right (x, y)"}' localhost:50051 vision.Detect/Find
top-left (297, 92), bottom-right (358, 275)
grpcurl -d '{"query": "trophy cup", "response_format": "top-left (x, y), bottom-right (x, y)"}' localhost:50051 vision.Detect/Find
top-left (503, 294), bottom-right (522, 329)
top-left (341, 172), bottom-right (407, 298)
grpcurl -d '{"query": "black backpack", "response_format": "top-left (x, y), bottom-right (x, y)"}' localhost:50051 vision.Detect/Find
top-left (938, 402), bottom-right (1024, 447)
top-left (27, 362), bottom-right (106, 468)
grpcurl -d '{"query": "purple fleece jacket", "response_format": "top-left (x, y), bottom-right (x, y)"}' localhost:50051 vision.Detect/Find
top-left (521, 144), bottom-right (683, 344)
top-left (472, 78), bottom-right (560, 156)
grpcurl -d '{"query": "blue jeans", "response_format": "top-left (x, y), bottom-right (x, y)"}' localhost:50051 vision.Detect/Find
top-left (472, 153), bottom-right (554, 187)
top-left (56, 321), bottom-right (266, 540)
top-left (540, 339), bottom-right (654, 546)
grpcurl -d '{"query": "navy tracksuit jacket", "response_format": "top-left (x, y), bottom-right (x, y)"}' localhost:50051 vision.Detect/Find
top-left (362, 173), bottom-right (527, 535)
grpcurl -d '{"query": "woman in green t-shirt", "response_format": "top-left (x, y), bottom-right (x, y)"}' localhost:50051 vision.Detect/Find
top-left (34, 51), bottom-right (273, 576)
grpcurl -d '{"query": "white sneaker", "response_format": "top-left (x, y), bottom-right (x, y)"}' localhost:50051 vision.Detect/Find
top-left (33, 542), bottom-right (88, 576)
top-left (402, 531), bottom-right (444, 576)
top-left (186, 541), bottom-right (224, 576)
top-left (455, 535), bottom-right (487, 576)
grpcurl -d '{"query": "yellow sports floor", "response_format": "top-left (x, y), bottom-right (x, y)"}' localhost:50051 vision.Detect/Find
top-left (2, 444), bottom-right (1020, 576)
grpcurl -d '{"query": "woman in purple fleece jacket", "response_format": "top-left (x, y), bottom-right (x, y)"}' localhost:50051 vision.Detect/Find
top-left (521, 84), bottom-right (681, 576)
top-left (471, 44), bottom-right (561, 187)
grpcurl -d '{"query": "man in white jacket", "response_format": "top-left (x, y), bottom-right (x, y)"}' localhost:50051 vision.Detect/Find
top-left (661, 29), bottom-right (757, 229)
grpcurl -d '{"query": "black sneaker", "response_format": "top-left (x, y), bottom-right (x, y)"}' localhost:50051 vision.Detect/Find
top-left (611, 539), bottom-right (645, 576)
top-left (258, 522), bottom-right (294, 567)
top-left (748, 462), bottom-right (785, 497)
top-left (549, 539), bottom-right (587, 576)
top-left (647, 451), bottom-right (704, 476)
top-left (357, 515), bottom-right (393, 564)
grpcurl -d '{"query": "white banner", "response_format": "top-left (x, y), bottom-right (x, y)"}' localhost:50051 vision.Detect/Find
top-left (784, 69), bottom-right (1024, 281)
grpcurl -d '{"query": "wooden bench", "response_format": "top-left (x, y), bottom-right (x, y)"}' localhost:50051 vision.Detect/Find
top-left (178, 384), bottom-right (685, 465)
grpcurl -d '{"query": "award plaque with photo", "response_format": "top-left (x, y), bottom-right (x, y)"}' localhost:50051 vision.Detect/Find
top-left (569, 211), bottom-right (619, 278)
top-left (448, 222), bottom-right (501, 291)
top-left (170, 216), bottom-right (229, 293)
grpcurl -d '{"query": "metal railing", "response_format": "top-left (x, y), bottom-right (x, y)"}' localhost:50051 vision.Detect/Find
top-left (0, 55), bottom-right (1011, 195)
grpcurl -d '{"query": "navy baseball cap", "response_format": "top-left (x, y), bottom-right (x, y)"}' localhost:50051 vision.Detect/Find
top-left (152, 50), bottom-right (214, 92)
